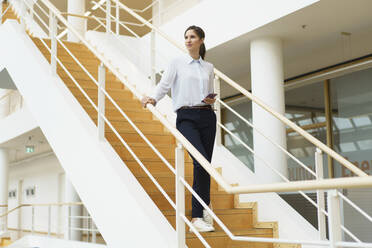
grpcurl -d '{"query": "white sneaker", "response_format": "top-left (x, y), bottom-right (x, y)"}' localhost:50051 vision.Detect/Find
top-left (189, 218), bottom-right (215, 233)
top-left (203, 209), bottom-right (213, 226)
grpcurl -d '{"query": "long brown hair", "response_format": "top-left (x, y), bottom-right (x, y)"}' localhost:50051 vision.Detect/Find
top-left (184, 25), bottom-right (206, 59)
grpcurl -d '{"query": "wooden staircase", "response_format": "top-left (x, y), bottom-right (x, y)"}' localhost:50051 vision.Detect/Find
top-left (30, 38), bottom-right (281, 248)
top-left (1, 3), bottom-right (18, 24)
top-left (2, 5), bottom-right (297, 247)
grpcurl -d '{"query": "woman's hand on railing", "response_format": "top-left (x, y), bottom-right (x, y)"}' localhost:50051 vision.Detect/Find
top-left (141, 96), bottom-right (156, 108)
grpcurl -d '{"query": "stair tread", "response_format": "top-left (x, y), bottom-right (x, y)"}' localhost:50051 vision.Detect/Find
top-left (186, 228), bottom-right (273, 238)
top-left (163, 208), bottom-right (253, 216)
top-left (66, 84), bottom-right (127, 92)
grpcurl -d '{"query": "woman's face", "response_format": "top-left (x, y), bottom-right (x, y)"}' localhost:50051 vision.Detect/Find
top-left (184, 29), bottom-right (204, 55)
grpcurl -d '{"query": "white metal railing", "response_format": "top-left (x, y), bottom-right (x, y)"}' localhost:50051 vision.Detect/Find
top-left (0, 90), bottom-right (24, 119)
top-left (0, 202), bottom-right (98, 242)
top-left (8, 0), bottom-right (372, 247)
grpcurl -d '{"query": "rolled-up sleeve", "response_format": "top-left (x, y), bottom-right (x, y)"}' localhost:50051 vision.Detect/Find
top-left (150, 59), bottom-right (177, 102)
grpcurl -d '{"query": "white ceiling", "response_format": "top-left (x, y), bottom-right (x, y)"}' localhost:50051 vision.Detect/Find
top-left (207, 0), bottom-right (372, 103)
top-left (0, 128), bottom-right (52, 163)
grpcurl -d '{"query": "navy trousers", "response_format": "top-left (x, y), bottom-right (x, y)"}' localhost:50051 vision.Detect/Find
top-left (176, 108), bottom-right (216, 218)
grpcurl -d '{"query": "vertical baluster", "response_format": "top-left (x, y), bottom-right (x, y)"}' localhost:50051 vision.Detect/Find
top-left (1, 1), bottom-right (3, 24)
top-left (315, 149), bottom-right (326, 240)
top-left (106, 0), bottom-right (111, 33)
top-left (327, 189), bottom-right (342, 248)
top-left (29, 1), bottom-right (34, 19)
top-left (49, 11), bottom-right (57, 75)
top-left (214, 75), bottom-right (222, 146)
top-left (98, 63), bottom-right (106, 140)
top-left (115, 0), bottom-right (119, 35)
top-left (175, 143), bottom-right (185, 247)
top-left (91, 218), bottom-right (97, 243)
top-left (67, 205), bottom-right (71, 240)
top-left (31, 206), bottom-right (35, 235)
top-left (48, 205), bottom-right (51, 236)
top-left (150, 30), bottom-right (156, 86)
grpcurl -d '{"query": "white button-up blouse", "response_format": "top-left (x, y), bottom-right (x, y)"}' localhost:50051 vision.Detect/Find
top-left (150, 54), bottom-right (215, 112)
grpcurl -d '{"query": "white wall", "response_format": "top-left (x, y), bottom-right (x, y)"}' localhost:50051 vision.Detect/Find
top-left (7, 154), bottom-right (64, 240)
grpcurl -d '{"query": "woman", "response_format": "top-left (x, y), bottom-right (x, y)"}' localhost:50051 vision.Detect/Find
top-left (141, 25), bottom-right (216, 232)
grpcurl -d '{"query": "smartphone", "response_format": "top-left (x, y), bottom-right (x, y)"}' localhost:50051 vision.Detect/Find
top-left (206, 93), bottom-right (217, 99)
top-left (202, 93), bottom-right (217, 103)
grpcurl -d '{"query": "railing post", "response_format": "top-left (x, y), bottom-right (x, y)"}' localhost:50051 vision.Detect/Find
top-left (115, 0), bottom-right (119, 35)
top-left (106, 0), bottom-right (111, 33)
top-left (31, 206), bottom-right (35, 235)
top-left (29, 2), bottom-right (34, 19)
top-left (0, 2), bottom-right (3, 24)
top-left (315, 148), bottom-right (326, 240)
top-left (48, 205), bottom-right (51, 236)
top-left (327, 189), bottom-right (342, 248)
top-left (19, 0), bottom-right (26, 31)
top-left (150, 30), bottom-right (156, 86)
top-left (175, 143), bottom-right (185, 247)
top-left (98, 63), bottom-right (106, 140)
top-left (49, 11), bottom-right (57, 75)
top-left (67, 205), bottom-right (71, 240)
top-left (214, 75), bottom-right (222, 146)
top-left (91, 219), bottom-right (97, 243)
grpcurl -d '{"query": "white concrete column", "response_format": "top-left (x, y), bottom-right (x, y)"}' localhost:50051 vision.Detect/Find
top-left (0, 149), bottom-right (9, 232)
top-left (67, 0), bottom-right (86, 42)
top-left (250, 37), bottom-right (287, 183)
top-left (64, 177), bottom-right (82, 241)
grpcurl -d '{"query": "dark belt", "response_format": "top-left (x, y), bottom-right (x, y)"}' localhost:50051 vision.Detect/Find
top-left (178, 105), bottom-right (213, 110)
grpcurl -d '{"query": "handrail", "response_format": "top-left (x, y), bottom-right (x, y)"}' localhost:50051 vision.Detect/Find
top-left (112, 0), bottom-right (368, 178)
top-left (0, 202), bottom-right (83, 219)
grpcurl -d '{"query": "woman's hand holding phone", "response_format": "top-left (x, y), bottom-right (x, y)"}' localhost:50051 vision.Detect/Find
top-left (202, 93), bottom-right (217, 104)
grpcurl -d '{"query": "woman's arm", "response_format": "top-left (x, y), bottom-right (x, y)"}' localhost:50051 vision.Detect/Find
top-left (141, 60), bottom-right (177, 108)
top-left (202, 64), bottom-right (216, 105)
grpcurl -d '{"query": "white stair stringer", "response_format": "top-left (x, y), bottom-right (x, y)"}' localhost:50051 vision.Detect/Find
top-left (0, 20), bottom-right (176, 248)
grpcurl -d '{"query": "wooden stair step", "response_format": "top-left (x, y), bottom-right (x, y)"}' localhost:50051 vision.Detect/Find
top-left (124, 160), bottom-right (194, 177)
top-left (37, 46), bottom-right (96, 59)
top-left (67, 86), bottom-right (132, 100)
top-left (164, 208), bottom-right (253, 231)
top-left (79, 98), bottom-right (143, 112)
top-left (32, 38), bottom-right (86, 51)
top-left (135, 175), bottom-right (219, 193)
top-left (186, 229), bottom-right (273, 248)
top-left (112, 144), bottom-right (193, 162)
top-left (85, 107), bottom-right (153, 121)
top-left (106, 132), bottom-right (175, 145)
top-left (58, 70), bottom-right (122, 86)
top-left (149, 191), bottom-right (235, 211)
top-left (90, 119), bottom-right (164, 133)
top-left (62, 77), bottom-right (123, 90)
